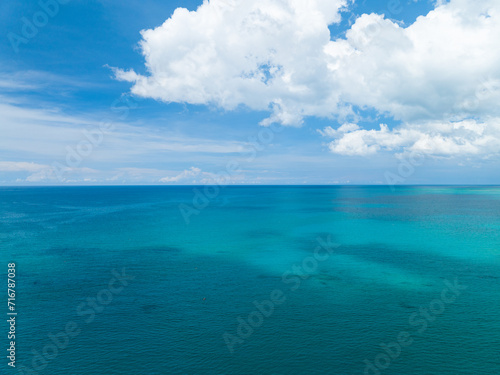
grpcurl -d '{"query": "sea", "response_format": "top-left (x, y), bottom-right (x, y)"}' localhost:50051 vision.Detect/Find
top-left (0, 186), bottom-right (499, 374)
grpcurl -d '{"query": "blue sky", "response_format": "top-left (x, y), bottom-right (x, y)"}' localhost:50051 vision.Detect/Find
top-left (1, 0), bottom-right (499, 185)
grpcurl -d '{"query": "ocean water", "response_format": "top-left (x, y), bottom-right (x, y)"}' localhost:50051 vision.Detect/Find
top-left (1, 186), bottom-right (499, 374)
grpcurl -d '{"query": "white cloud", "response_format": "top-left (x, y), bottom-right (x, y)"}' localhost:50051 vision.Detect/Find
top-left (0, 71), bottom-right (106, 98)
top-left (0, 160), bottom-right (101, 183)
top-left (0, 100), bottom-right (247, 164)
top-left (0, 161), bottom-right (59, 183)
top-left (326, 0), bottom-right (500, 122)
top-left (321, 119), bottom-right (500, 156)
top-left (318, 122), bottom-right (359, 137)
top-left (158, 166), bottom-right (246, 184)
top-left (115, 0), bottom-right (500, 158)
top-left (159, 167), bottom-right (202, 182)
top-left (0, 161), bottom-right (48, 172)
top-left (114, 0), bottom-right (349, 127)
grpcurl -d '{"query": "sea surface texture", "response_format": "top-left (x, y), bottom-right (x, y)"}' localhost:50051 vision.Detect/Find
top-left (1, 186), bottom-right (499, 375)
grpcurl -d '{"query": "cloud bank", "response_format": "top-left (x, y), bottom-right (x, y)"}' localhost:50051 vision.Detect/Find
top-left (159, 167), bottom-right (202, 182)
top-left (320, 119), bottom-right (500, 157)
top-left (115, 0), bottom-right (500, 157)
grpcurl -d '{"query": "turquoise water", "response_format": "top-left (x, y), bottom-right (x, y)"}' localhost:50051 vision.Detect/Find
top-left (1, 186), bottom-right (499, 374)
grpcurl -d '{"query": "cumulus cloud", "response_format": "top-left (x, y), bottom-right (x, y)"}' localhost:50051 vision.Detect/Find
top-left (159, 167), bottom-right (202, 182)
top-left (326, 1), bottom-right (500, 122)
top-left (320, 119), bottom-right (500, 156)
top-left (0, 161), bottom-right (58, 182)
top-left (114, 0), bottom-right (349, 126)
top-left (116, 0), bottom-right (500, 157)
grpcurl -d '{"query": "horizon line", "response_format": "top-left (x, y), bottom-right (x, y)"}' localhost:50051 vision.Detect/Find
top-left (1, 184), bottom-right (500, 188)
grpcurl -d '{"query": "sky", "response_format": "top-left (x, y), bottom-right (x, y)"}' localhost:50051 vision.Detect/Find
top-left (1, 0), bottom-right (500, 185)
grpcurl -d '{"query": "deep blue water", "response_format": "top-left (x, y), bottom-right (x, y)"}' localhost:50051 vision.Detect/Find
top-left (1, 186), bottom-right (499, 374)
